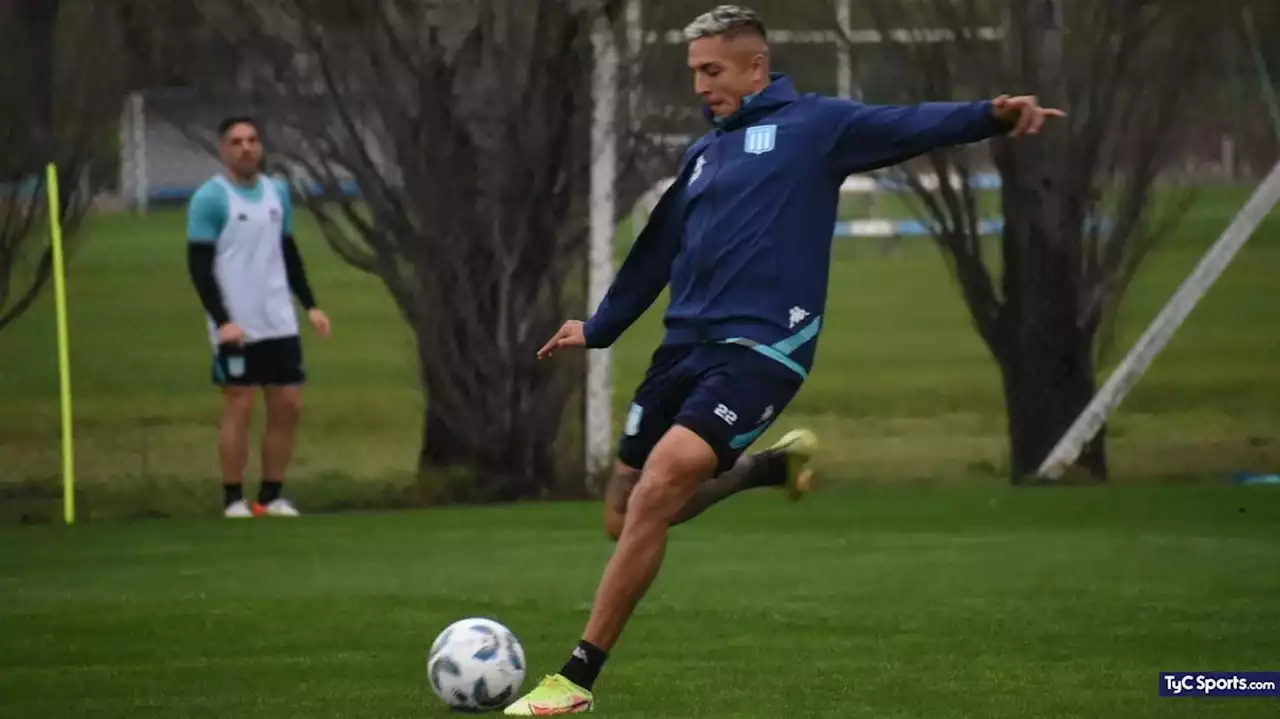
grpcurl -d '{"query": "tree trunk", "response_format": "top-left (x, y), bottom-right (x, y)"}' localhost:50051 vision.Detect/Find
top-left (415, 331), bottom-right (471, 478)
top-left (993, 162), bottom-right (1108, 484)
top-left (421, 404), bottom-right (470, 469)
top-left (997, 327), bottom-right (1107, 483)
top-left (409, 280), bottom-right (577, 502)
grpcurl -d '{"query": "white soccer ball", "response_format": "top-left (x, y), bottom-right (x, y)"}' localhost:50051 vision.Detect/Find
top-left (427, 617), bottom-right (527, 712)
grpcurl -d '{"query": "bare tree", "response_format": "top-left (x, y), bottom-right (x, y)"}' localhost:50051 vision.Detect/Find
top-left (137, 0), bottom-right (673, 500)
top-left (835, 0), bottom-right (1235, 482)
top-left (0, 0), bottom-right (124, 334)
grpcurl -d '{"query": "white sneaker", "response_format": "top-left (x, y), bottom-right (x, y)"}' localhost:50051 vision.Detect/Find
top-left (223, 499), bottom-right (253, 518)
top-left (254, 498), bottom-right (301, 517)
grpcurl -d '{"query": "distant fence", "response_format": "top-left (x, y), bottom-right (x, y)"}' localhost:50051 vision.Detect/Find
top-left (116, 89), bottom-right (366, 209)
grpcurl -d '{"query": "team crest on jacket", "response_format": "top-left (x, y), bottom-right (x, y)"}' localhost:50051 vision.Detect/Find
top-left (744, 124), bottom-right (777, 155)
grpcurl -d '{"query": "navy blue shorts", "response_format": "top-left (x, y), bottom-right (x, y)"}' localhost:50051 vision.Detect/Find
top-left (211, 336), bottom-right (306, 387)
top-left (618, 342), bottom-right (805, 475)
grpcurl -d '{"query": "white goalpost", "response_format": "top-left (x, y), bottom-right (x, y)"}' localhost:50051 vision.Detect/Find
top-left (587, 8), bottom-right (622, 478)
top-left (1038, 159), bottom-right (1280, 480)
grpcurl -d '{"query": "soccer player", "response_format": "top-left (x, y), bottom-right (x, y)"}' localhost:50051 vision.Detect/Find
top-left (504, 5), bottom-right (1065, 714)
top-left (186, 116), bottom-right (332, 519)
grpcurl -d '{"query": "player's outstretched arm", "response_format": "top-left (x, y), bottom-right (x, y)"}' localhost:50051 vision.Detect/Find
top-left (556, 190), bottom-right (682, 355)
top-left (538, 217), bottom-right (676, 360)
top-left (822, 95), bottom-right (1066, 176)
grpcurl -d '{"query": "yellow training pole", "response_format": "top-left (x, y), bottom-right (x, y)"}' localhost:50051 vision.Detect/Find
top-left (45, 163), bottom-right (75, 525)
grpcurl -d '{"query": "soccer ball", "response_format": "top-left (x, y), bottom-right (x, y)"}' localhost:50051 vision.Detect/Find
top-left (427, 617), bottom-right (527, 712)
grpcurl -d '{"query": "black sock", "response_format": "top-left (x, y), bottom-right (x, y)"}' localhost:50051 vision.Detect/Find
top-left (258, 479), bottom-right (283, 505)
top-left (750, 451), bottom-right (790, 487)
top-left (223, 483), bottom-right (244, 507)
top-left (559, 640), bottom-right (608, 691)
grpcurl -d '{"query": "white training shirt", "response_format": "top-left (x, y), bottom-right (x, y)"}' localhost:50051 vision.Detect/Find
top-left (186, 174), bottom-right (298, 346)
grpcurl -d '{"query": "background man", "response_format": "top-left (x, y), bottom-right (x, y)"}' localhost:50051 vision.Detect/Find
top-left (185, 116), bottom-right (332, 519)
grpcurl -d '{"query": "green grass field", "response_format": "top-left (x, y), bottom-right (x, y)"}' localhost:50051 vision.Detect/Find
top-left (2, 486), bottom-right (1277, 718)
top-left (1, 188), bottom-right (1278, 718)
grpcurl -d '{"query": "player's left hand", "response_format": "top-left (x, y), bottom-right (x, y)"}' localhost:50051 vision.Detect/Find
top-left (991, 95), bottom-right (1066, 137)
top-left (308, 308), bottom-right (332, 338)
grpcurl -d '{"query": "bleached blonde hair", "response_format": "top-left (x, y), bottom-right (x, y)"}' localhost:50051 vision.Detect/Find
top-left (682, 5), bottom-right (767, 42)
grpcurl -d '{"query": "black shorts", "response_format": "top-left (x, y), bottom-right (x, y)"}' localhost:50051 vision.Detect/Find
top-left (211, 335), bottom-right (306, 387)
top-left (618, 342), bottom-right (806, 475)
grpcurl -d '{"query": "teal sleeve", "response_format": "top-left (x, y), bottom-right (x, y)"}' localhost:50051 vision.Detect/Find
top-left (273, 177), bottom-right (295, 236)
top-left (186, 183), bottom-right (228, 242)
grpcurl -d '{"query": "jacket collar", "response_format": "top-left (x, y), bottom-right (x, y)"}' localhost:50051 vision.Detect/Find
top-left (702, 73), bottom-right (799, 131)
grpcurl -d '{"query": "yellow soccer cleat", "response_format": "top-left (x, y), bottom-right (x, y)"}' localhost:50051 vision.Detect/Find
top-left (503, 674), bottom-right (594, 715)
top-left (765, 428), bottom-right (819, 501)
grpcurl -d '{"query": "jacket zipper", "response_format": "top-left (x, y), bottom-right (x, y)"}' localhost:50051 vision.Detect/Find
top-left (694, 131), bottom-right (724, 333)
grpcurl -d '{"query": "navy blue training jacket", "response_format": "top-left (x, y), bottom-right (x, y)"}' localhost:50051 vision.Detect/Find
top-left (582, 74), bottom-right (1012, 379)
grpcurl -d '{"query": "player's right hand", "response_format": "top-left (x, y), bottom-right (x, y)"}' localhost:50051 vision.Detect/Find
top-left (217, 322), bottom-right (246, 347)
top-left (537, 320), bottom-right (586, 360)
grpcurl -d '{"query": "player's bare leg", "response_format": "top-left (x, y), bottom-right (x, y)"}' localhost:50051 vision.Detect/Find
top-left (586, 426), bottom-right (715, 646)
top-left (603, 429), bottom-right (818, 540)
top-left (256, 386), bottom-right (302, 516)
top-left (261, 386), bottom-right (301, 479)
top-left (601, 464), bottom-right (642, 540)
top-left (603, 456), bottom-right (756, 539)
top-left (505, 427), bottom-right (717, 715)
top-left (219, 387), bottom-right (255, 517)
